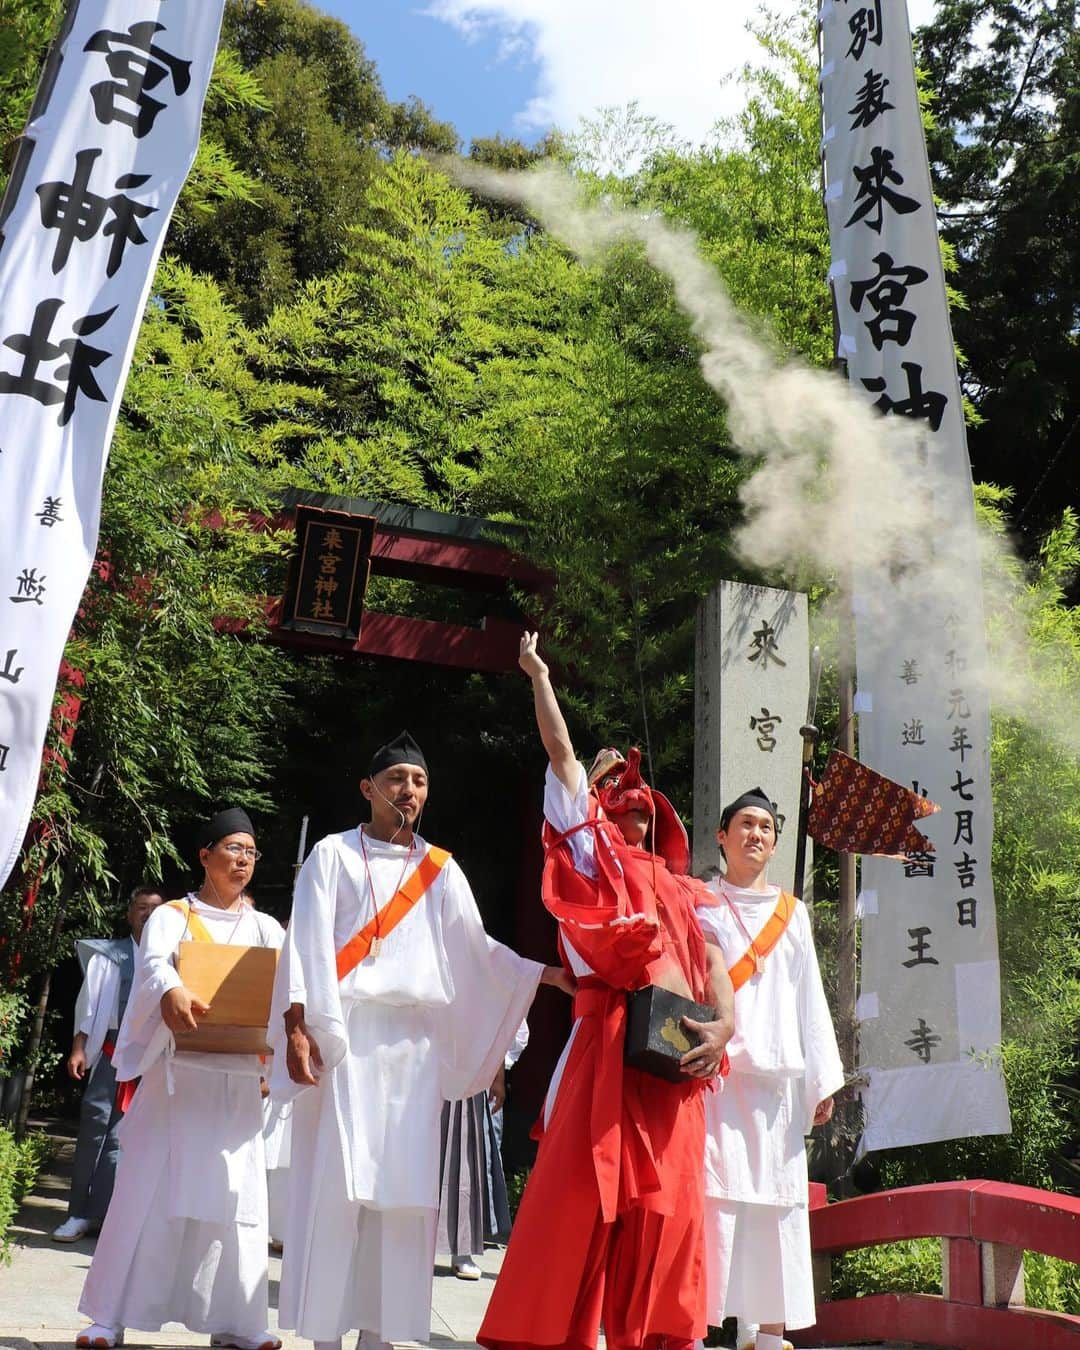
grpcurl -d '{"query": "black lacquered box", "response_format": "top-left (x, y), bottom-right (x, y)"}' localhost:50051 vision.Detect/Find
top-left (624, 985), bottom-right (716, 1082)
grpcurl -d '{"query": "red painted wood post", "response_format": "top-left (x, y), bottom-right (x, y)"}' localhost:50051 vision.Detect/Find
top-left (942, 1236), bottom-right (983, 1305)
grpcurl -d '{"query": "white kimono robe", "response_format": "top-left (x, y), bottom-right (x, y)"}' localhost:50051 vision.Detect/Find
top-left (74, 938), bottom-right (136, 1073)
top-left (78, 897), bottom-right (285, 1335)
top-left (268, 828), bottom-right (544, 1342)
top-left (697, 879), bottom-right (844, 1332)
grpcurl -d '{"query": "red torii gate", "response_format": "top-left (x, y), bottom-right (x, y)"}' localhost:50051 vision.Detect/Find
top-left (263, 490), bottom-right (547, 672)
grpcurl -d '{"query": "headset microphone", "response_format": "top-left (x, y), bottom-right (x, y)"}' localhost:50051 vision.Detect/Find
top-left (372, 779), bottom-right (408, 844)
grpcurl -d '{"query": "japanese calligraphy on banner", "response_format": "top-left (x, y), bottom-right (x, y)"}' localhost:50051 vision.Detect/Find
top-left (693, 582), bottom-right (808, 890)
top-left (0, 2), bottom-right (226, 890)
top-left (819, 0), bottom-right (1010, 1146)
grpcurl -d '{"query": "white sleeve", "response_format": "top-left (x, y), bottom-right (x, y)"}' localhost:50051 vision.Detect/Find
top-left (74, 964), bottom-right (98, 1038)
top-left (437, 862), bottom-right (543, 1100)
top-left (268, 837), bottom-right (350, 1101)
top-left (543, 762), bottom-right (596, 879)
top-left (505, 1016), bottom-right (530, 1070)
top-left (111, 905), bottom-right (186, 1081)
top-left (797, 906), bottom-right (846, 1129)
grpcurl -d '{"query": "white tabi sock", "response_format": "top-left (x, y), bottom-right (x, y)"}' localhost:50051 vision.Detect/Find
top-left (755, 1334), bottom-right (785, 1350)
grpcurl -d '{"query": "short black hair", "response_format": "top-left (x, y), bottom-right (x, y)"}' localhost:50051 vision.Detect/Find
top-left (128, 883), bottom-right (163, 905)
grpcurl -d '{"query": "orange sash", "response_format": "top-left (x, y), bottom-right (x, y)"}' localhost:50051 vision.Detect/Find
top-left (727, 890), bottom-right (797, 992)
top-left (166, 898), bottom-right (214, 943)
top-left (336, 845), bottom-right (451, 980)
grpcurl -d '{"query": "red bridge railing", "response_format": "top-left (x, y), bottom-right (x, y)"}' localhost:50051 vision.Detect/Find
top-left (793, 1179), bottom-right (1080, 1349)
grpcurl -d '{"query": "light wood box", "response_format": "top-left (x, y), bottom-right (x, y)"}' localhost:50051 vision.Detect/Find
top-left (173, 944), bottom-right (279, 1055)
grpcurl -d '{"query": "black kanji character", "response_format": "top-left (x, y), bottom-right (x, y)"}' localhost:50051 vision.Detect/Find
top-left (85, 21), bottom-right (192, 139)
top-left (903, 850), bottom-right (935, 879)
top-left (954, 853), bottom-right (978, 889)
top-left (748, 619), bottom-right (786, 669)
top-left (901, 718), bottom-right (925, 747)
top-left (36, 497), bottom-right (63, 527)
top-left (0, 650), bottom-right (23, 684)
top-left (957, 897), bottom-right (978, 928)
top-left (10, 568), bottom-right (46, 606)
top-left (850, 252), bottom-right (929, 349)
top-left (842, 0), bottom-right (884, 61)
top-left (950, 769), bottom-right (975, 802)
top-left (862, 362), bottom-right (948, 433)
top-left (849, 67), bottom-right (894, 129)
top-left (846, 147), bottom-right (921, 234)
top-left (750, 707), bottom-right (782, 752)
top-left (0, 744), bottom-right (8, 772)
top-left (944, 648), bottom-right (968, 676)
top-left (899, 658), bottom-right (920, 685)
top-left (953, 810), bottom-right (974, 846)
top-left (946, 688), bottom-right (972, 720)
top-left (0, 298), bottom-right (116, 426)
top-left (37, 148), bottom-right (156, 276)
top-left (902, 926), bottom-right (939, 968)
top-left (905, 1017), bottom-right (941, 1064)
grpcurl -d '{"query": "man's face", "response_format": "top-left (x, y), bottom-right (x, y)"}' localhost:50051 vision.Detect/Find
top-left (362, 763), bottom-right (429, 830)
top-left (127, 891), bottom-right (163, 942)
top-left (606, 807), bottom-right (651, 847)
top-left (716, 806), bottom-right (777, 874)
top-left (199, 832), bottom-right (258, 893)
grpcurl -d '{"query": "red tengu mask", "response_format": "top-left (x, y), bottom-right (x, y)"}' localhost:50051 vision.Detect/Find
top-left (589, 746), bottom-right (690, 875)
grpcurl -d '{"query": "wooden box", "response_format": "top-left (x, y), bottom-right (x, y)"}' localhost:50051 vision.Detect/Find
top-left (624, 985), bottom-right (715, 1083)
top-left (172, 944), bottom-right (279, 1055)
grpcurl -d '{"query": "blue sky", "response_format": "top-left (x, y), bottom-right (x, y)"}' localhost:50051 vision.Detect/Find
top-left (317, 1), bottom-right (544, 148)
top-left (312, 1), bottom-right (941, 153)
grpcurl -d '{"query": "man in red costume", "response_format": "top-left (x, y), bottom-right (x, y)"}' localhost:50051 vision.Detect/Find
top-left (479, 633), bottom-right (735, 1350)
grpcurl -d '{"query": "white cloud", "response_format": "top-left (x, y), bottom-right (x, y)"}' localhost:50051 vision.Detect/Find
top-left (426, 1), bottom-right (941, 144)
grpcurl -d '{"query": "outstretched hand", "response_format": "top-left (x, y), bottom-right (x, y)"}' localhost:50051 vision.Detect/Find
top-left (518, 631), bottom-right (549, 681)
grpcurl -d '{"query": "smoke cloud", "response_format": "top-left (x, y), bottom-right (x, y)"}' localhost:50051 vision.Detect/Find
top-left (448, 159), bottom-right (1078, 757)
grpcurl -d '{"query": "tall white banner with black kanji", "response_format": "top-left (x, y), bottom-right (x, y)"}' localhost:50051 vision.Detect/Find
top-left (0, 2), bottom-right (226, 891)
top-left (819, 0), bottom-right (1010, 1147)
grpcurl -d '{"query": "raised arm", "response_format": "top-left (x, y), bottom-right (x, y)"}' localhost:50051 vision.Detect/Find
top-left (519, 631), bottom-right (579, 795)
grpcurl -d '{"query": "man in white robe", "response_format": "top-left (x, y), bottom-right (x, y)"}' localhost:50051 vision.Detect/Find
top-left (269, 729), bottom-right (570, 1350)
top-left (54, 886), bottom-right (162, 1243)
top-left (697, 788), bottom-right (845, 1350)
top-left (77, 808), bottom-right (284, 1350)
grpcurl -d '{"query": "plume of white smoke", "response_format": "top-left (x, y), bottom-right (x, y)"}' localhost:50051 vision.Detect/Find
top-left (448, 160), bottom-right (1079, 757)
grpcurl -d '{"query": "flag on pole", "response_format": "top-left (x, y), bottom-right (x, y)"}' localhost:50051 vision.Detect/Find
top-left (807, 749), bottom-right (938, 857)
top-left (0, 1), bottom-right (227, 891)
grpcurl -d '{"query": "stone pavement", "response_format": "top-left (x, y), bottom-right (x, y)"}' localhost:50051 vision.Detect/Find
top-left (0, 1121), bottom-right (907, 1350)
top-left (0, 1121), bottom-right (498, 1350)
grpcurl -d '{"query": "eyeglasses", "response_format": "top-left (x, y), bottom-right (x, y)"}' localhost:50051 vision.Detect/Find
top-left (219, 843), bottom-right (261, 861)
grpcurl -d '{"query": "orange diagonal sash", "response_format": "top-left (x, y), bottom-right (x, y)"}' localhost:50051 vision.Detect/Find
top-left (166, 899), bottom-right (214, 943)
top-left (727, 890), bottom-right (797, 993)
top-left (335, 845), bottom-right (451, 981)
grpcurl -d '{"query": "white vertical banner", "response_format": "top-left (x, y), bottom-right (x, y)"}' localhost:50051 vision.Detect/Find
top-left (0, 2), bottom-right (226, 890)
top-left (819, 0), bottom-right (1010, 1146)
top-left (694, 581), bottom-right (809, 890)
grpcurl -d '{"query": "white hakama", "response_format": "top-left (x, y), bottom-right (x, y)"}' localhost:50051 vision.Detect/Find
top-left (262, 1095), bottom-right (292, 1244)
top-left (78, 899), bottom-right (284, 1336)
top-left (269, 828), bottom-right (543, 1342)
top-left (697, 881), bottom-right (844, 1332)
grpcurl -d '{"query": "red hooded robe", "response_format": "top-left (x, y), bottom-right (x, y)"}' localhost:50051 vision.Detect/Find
top-left (479, 756), bottom-right (713, 1350)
